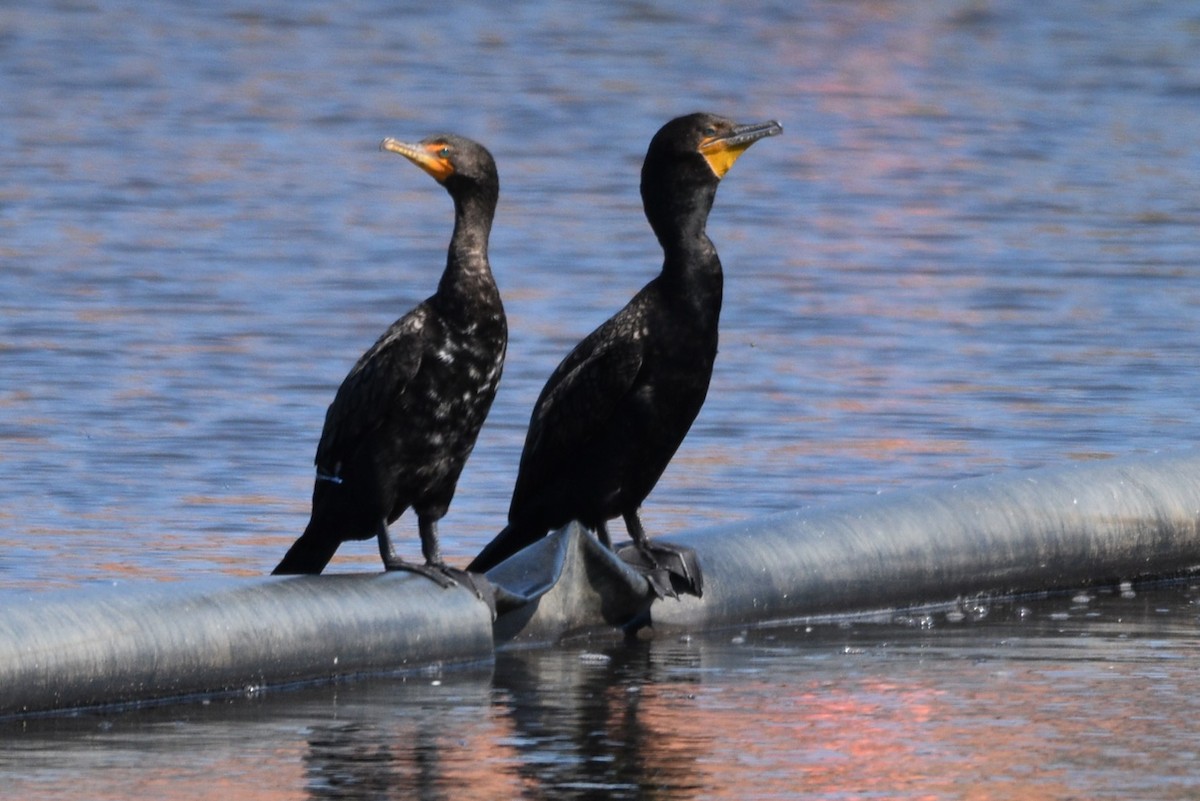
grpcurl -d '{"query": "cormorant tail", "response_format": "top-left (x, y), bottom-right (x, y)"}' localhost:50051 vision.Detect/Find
top-left (271, 525), bottom-right (340, 575)
top-left (467, 521), bottom-right (547, 574)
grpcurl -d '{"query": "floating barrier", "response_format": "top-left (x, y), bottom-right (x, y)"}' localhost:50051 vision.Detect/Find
top-left (490, 450), bottom-right (1200, 640)
top-left (3, 450), bottom-right (1199, 716)
top-left (0, 573), bottom-right (494, 717)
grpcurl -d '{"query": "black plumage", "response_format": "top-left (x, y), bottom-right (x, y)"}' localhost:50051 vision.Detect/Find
top-left (469, 113), bottom-right (780, 582)
top-left (273, 134), bottom-right (506, 582)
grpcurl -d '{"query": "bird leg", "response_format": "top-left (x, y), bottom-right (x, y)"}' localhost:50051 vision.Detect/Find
top-left (594, 520), bottom-right (614, 550)
top-left (417, 516), bottom-right (492, 600)
top-left (624, 510), bottom-right (651, 550)
top-left (418, 515), bottom-right (442, 566)
top-left (377, 519), bottom-right (458, 589)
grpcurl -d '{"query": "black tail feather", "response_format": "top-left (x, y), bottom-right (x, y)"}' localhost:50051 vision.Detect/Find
top-left (271, 526), bottom-right (341, 575)
top-left (467, 520), bottom-right (547, 574)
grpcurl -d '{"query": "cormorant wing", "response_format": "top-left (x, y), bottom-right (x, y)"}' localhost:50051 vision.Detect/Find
top-left (510, 330), bottom-right (644, 511)
top-left (314, 307), bottom-right (428, 473)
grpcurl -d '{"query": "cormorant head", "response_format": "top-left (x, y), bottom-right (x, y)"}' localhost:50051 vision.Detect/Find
top-left (380, 133), bottom-right (499, 206)
top-left (643, 113), bottom-right (782, 184)
top-left (641, 113), bottom-right (782, 241)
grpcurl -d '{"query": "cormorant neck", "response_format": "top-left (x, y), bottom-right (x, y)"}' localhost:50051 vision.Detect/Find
top-left (646, 178), bottom-right (722, 288)
top-left (661, 234), bottom-right (723, 308)
top-left (449, 191), bottom-right (495, 265)
top-left (643, 169), bottom-right (719, 254)
top-left (439, 189), bottom-right (498, 302)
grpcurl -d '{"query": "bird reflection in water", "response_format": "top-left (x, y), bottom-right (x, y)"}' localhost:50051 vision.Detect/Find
top-left (294, 643), bottom-right (704, 800)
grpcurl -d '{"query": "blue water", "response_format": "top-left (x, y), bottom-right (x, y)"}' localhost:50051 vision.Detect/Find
top-left (2, 1), bottom-right (1200, 797)
top-left (3, 0), bottom-right (1195, 586)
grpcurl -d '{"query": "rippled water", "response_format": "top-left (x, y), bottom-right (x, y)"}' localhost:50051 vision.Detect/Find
top-left (2, 0), bottom-right (1200, 797)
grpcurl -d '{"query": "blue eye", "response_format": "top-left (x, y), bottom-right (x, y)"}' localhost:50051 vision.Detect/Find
top-left (439, 146), bottom-right (451, 158)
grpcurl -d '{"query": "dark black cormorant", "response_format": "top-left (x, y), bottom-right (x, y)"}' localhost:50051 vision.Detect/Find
top-left (273, 134), bottom-right (506, 583)
top-left (469, 113), bottom-right (780, 584)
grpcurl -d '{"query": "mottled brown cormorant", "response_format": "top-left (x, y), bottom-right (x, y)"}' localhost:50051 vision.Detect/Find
top-left (273, 134), bottom-right (506, 583)
top-left (469, 113), bottom-right (780, 586)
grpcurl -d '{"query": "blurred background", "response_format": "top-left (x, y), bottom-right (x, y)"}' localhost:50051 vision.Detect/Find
top-left (0, 1), bottom-right (1197, 586)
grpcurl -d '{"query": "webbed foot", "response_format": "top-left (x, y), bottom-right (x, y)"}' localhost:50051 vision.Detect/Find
top-left (617, 540), bottom-right (704, 599)
top-left (384, 559), bottom-right (459, 589)
top-left (441, 565), bottom-right (492, 603)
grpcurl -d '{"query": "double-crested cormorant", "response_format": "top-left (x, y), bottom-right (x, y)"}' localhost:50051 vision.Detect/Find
top-left (469, 113), bottom-right (780, 583)
top-left (273, 134), bottom-right (506, 582)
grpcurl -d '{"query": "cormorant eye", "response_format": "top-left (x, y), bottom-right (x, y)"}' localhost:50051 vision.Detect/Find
top-left (702, 126), bottom-right (717, 137)
top-left (439, 146), bottom-right (451, 158)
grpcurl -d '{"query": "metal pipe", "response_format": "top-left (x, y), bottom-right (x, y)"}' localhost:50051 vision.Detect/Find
top-left (0, 573), bottom-right (494, 717)
top-left (651, 450), bottom-right (1200, 629)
